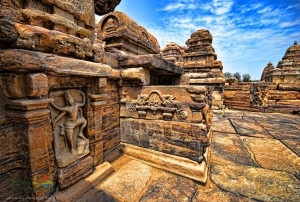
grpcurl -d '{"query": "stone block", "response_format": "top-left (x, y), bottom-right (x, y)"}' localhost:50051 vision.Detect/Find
top-left (223, 91), bottom-right (236, 99)
top-left (0, 124), bottom-right (24, 174)
top-left (53, 6), bottom-right (74, 22)
top-left (120, 119), bottom-right (209, 162)
top-left (89, 141), bottom-right (104, 166)
top-left (269, 90), bottom-right (299, 100)
top-left (121, 68), bottom-right (150, 85)
top-left (48, 162), bottom-right (113, 202)
top-left (2, 73), bottom-right (25, 98)
top-left (57, 156), bottom-right (93, 190)
top-left (0, 169), bottom-right (27, 201)
top-left (25, 73), bottom-right (48, 98)
top-left (278, 83), bottom-right (300, 91)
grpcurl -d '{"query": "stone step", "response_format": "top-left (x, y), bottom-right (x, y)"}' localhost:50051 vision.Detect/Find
top-left (46, 162), bottom-right (114, 202)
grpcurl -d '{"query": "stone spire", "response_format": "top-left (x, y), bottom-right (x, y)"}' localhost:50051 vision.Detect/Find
top-left (261, 61), bottom-right (275, 81)
top-left (262, 41), bottom-right (300, 82)
top-left (161, 42), bottom-right (184, 63)
top-left (177, 29), bottom-right (224, 85)
top-left (277, 41), bottom-right (300, 69)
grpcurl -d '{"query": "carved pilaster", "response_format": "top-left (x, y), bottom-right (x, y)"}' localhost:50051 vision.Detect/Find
top-left (3, 73), bottom-right (56, 199)
top-left (88, 93), bottom-right (107, 166)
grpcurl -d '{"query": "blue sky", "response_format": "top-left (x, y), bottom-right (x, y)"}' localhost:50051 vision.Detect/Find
top-left (98, 0), bottom-right (300, 80)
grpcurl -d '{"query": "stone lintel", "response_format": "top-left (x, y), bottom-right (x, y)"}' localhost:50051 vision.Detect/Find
top-left (7, 109), bottom-right (50, 124)
top-left (189, 77), bottom-right (226, 84)
top-left (121, 143), bottom-right (209, 183)
top-left (120, 67), bottom-right (150, 85)
top-left (119, 54), bottom-right (182, 75)
top-left (6, 98), bottom-right (53, 111)
top-left (0, 49), bottom-right (112, 77)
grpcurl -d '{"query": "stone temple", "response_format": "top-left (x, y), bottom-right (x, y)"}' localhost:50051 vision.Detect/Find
top-left (262, 41), bottom-right (300, 83)
top-left (0, 1), bottom-right (299, 201)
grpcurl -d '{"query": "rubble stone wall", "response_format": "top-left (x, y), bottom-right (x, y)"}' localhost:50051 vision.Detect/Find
top-left (224, 82), bottom-right (300, 113)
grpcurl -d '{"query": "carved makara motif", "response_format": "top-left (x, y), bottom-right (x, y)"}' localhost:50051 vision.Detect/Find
top-left (49, 89), bottom-right (89, 167)
top-left (130, 90), bottom-right (187, 120)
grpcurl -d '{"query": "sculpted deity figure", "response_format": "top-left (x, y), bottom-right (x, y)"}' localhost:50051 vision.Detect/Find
top-left (51, 91), bottom-right (88, 155)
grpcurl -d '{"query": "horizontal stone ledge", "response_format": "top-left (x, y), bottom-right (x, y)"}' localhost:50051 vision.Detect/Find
top-left (0, 49), bottom-right (112, 77)
top-left (6, 108), bottom-right (50, 124)
top-left (118, 53), bottom-right (182, 75)
top-left (6, 98), bottom-right (53, 111)
top-left (189, 77), bottom-right (225, 84)
top-left (120, 143), bottom-right (209, 183)
top-left (278, 83), bottom-right (300, 91)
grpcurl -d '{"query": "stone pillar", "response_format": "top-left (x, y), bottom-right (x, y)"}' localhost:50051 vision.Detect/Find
top-left (88, 78), bottom-right (108, 166)
top-left (3, 73), bottom-right (55, 200)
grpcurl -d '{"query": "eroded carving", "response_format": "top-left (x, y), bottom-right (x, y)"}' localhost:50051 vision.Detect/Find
top-left (49, 89), bottom-right (89, 167)
top-left (130, 90), bottom-right (187, 120)
top-left (188, 87), bottom-right (212, 127)
top-left (251, 86), bottom-right (269, 107)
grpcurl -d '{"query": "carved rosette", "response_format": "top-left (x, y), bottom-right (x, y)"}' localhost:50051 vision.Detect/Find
top-left (129, 90), bottom-right (188, 121)
top-left (49, 89), bottom-right (89, 167)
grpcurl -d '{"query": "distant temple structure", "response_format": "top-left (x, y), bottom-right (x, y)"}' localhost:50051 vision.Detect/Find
top-left (261, 61), bottom-right (275, 81)
top-left (162, 29), bottom-right (225, 107)
top-left (161, 42), bottom-right (184, 63)
top-left (262, 41), bottom-right (300, 83)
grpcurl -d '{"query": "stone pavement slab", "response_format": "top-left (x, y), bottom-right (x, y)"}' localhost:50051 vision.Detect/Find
top-left (193, 189), bottom-right (255, 202)
top-left (139, 172), bottom-right (196, 202)
top-left (99, 160), bottom-right (154, 201)
top-left (242, 137), bottom-right (300, 176)
top-left (254, 119), bottom-right (300, 140)
top-left (211, 119), bottom-right (236, 133)
top-left (282, 139), bottom-right (300, 156)
top-left (211, 132), bottom-right (257, 167)
top-left (211, 162), bottom-right (300, 202)
top-left (229, 118), bottom-right (273, 138)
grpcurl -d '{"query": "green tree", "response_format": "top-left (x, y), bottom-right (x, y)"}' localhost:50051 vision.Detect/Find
top-left (242, 74), bottom-right (251, 82)
top-left (233, 72), bottom-right (241, 82)
top-left (224, 72), bottom-right (232, 78)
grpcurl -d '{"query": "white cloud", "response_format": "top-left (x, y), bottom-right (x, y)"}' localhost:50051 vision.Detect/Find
top-left (119, 0), bottom-right (299, 79)
top-left (162, 0), bottom-right (197, 11)
top-left (163, 3), bottom-right (185, 11)
top-left (279, 20), bottom-right (300, 28)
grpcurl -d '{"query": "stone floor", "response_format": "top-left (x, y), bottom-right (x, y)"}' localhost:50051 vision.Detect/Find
top-left (77, 109), bottom-right (300, 202)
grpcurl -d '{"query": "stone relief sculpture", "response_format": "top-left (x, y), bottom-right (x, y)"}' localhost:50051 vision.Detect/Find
top-left (130, 90), bottom-right (187, 120)
top-left (251, 86), bottom-right (269, 107)
top-left (49, 90), bottom-right (89, 167)
top-left (104, 17), bottom-right (118, 35)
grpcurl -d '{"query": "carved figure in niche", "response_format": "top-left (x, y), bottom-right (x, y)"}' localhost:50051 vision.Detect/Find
top-left (104, 17), bottom-right (117, 35)
top-left (50, 90), bottom-right (88, 155)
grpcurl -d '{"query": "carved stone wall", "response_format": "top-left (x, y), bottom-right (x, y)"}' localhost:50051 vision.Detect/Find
top-left (0, 0), bottom-right (117, 200)
top-left (120, 86), bottom-right (212, 163)
top-left (224, 82), bottom-right (300, 113)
